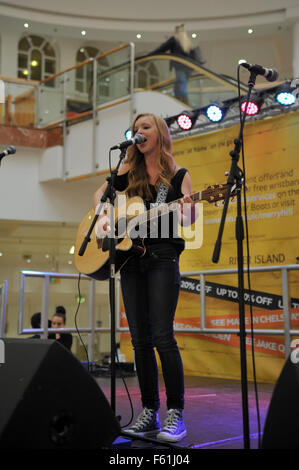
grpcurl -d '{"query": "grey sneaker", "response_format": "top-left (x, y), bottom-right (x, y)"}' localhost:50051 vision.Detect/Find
top-left (125, 408), bottom-right (161, 435)
top-left (157, 409), bottom-right (187, 442)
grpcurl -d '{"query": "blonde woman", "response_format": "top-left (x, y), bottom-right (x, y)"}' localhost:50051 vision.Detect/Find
top-left (148, 24), bottom-right (193, 104)
top-left (93, 113), bottom-right (197, 442)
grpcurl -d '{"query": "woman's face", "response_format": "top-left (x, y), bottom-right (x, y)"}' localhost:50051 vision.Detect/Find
top-left (52, 315), bottom-right (65, 328)
top-left (133, 115), bottom-right (159, 156)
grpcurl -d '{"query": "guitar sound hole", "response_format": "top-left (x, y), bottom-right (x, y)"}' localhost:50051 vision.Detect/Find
top-left (102, 236), bottom-right (124, 252)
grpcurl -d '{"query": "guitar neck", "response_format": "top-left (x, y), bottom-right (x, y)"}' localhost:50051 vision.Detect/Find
top-left (130, 183), bottom-right (229, 226)
top-left (135, 191), bottom-right (202, 226)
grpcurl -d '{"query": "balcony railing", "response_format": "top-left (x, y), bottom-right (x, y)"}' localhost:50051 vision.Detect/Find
top-left (0, 44), bottom-right (249, 131)
top-left (0, 265), bottom-right (297, 362)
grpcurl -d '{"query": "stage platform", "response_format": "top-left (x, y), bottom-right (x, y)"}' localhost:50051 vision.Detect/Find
top-left (94, 374), bottom-right (274, 451)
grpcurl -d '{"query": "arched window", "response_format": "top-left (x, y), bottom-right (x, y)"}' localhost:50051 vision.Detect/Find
top-left (135, 62), bottom-right (159, 88)
top-left (75, 46), bottom-right (98, 94)
top-left (18, 35), bottom-right (57, 85)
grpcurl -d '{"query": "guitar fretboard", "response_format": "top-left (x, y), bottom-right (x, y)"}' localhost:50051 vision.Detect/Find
top-left (132, 191), bottom-right (202, 227)
top-left (127, 183), bottom-right (230, 232)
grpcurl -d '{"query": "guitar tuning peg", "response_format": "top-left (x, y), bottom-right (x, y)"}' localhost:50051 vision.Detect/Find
top-left (225, 171), bottom-right (229, 176)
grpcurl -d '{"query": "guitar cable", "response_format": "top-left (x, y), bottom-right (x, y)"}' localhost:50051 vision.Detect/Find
top-left (75, 273), bottom-right (91, 372)
top-left (75, 247), bottom-right (135, 429)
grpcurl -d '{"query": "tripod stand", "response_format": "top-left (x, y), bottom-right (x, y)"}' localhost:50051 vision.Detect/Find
top-left (78, 147), bottom-right (126, 413)
top-left (212, 69), bottom-right (258, 450)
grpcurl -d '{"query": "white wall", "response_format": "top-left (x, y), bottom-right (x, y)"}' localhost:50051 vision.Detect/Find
top-left (0, 91), bottom-right (186, 223)
top-left (0, 26), bottom-right (295, 84)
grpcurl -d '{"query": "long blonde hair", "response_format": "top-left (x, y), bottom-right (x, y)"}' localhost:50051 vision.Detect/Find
top-left (125, 113), bottom-right (176, 200)
top-left (174, 24), bottom-right (192, 54)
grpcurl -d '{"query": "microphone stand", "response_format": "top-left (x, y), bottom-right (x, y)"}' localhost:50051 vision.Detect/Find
top-left (212, 70), bottom-right (257, 450)
top-left (78, 147), bottom-right (127, 414)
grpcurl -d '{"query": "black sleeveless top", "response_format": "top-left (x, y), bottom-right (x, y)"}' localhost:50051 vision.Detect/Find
top-left (113, 168), bottom-right (188, 254)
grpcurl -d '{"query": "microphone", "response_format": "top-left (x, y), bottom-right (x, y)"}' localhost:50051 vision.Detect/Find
top-left (0, 145), bottom-right (16, 160)
top-left (241, 62), bottom-right (278, 82)
top-left (110, 134), bottom-right (146, 150)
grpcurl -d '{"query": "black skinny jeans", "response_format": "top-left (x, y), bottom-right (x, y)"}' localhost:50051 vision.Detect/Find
top-left (120, 243), bottom-right (184, 411)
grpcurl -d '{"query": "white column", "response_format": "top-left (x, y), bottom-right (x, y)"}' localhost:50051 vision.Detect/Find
top-left (0, 31), bottom-right (19, 77)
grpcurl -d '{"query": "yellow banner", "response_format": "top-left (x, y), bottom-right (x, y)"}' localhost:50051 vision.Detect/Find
top-left (120, 111), bottom-right (299, 383)
top-left (174, 111), bottom-right (299, 272)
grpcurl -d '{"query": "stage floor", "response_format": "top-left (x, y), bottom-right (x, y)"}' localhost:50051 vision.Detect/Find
top-left (94, 373), bottom-right (275, 451)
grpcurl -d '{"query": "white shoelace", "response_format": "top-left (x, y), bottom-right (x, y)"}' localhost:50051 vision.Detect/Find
top-left (133, 408), bottom-right (155, 430)
top-left (163, 409), bottom-right (182, 431)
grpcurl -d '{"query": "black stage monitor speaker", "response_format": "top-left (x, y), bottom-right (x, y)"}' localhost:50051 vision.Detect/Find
top-left (262, 353), bottom-right (299, 449)
top-left (0, 339), bottom-right (120, 449)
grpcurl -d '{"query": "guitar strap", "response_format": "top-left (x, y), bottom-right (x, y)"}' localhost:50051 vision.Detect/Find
top-left (151, 182), bottom-right (169, 207)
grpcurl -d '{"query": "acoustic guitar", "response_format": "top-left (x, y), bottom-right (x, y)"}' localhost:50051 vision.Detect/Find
top-left (74, 183), bottom-right (236, 281)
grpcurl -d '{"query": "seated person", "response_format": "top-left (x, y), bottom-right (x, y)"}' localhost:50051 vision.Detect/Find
top-left (52, 307), bottom-right (73, 351)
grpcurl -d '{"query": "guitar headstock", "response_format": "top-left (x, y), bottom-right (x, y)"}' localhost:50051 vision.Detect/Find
top-left (201, 183), bottom-right (238, 204)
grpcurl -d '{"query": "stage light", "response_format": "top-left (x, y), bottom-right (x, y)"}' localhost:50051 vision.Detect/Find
top-left (240, 95), bottom-right (263, 116)
top-left (275, 83), bottom-right (296, 106)
top-left (177, 111), bottom-right (197, 130)
top-left (205, 104), bottom-right (225, 122)
top-left (125, 128), bottom-right (133, 140)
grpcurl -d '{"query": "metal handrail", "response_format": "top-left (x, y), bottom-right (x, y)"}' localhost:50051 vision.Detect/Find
top-left (37, 50), bottom-right (248, 129)
top-left (116, 264), bottom-right (299, 357)
top-left (15, 264), bottom-right (299, 360)
top-left (18, 270), bottom-right (104, 362)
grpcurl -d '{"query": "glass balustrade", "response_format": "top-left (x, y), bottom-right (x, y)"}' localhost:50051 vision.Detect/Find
top-left (0, 48), bottom-right (247, 130)
top-left (0, 79), bottom-right (38, 127)
top-left (133, 55), bottom-right (247, 109)
top-left (95, 46), bottom-right (132, 107)
top-left (38, 73), bottom-right (65, 128)
top-left (65, 61), bottom-right (93, 120)
top-left (158, 74), bottom-right (242, 108)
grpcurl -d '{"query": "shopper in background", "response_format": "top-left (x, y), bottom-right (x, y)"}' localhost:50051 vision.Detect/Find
top-left (148, 24), bottom-right (195, 105)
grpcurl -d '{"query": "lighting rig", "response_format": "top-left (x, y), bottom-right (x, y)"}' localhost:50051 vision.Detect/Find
top-left (163, 80), bottom-right (299, 136)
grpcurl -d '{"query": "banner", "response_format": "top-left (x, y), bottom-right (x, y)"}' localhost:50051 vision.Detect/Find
top-left (120, 110), bottom-right (299, 382)
top-left (174, 111), bottom-right (299, 272)
top-left (180, 276), bottom-right (299, 310)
